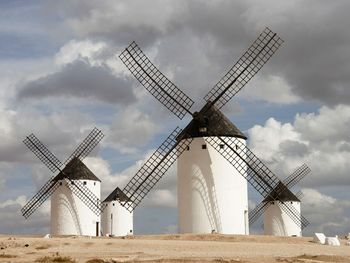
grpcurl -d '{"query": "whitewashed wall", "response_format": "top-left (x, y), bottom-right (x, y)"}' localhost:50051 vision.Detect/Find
top-left (51, 179), bottom-right (101, 236)
top-left (101, 201), bottom-right (133, 236)
top-left (264, 201), bottom-right (302, 236)
top-left (178, 137), bottom-right (249, 234)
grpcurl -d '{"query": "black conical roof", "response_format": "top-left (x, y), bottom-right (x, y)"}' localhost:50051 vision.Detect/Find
top-left (177, 102), bottom-right (247, 140)
top-left (53, 157), bottom-right (101, 182)
top-left (103, 187), bottom-right (130, 202)
top-left (263, 182), bottom-right (300, 202)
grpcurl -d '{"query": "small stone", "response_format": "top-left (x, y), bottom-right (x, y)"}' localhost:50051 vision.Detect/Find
top-left (24, 244), bottom-right (29, 247)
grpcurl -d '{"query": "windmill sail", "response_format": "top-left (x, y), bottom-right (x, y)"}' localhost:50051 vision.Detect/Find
top-left (119, 41), bottom-right (194, 119)
top-left (121, 127), bottom-right (192, 211)
top-left (204, 27), bottom-right (283, 109)
top-left (23, 134), bottom-right (63, 173)
top-left (22, 128), bottom-right (104, 219)
top-left (205, 136), bottom-right (309, 229)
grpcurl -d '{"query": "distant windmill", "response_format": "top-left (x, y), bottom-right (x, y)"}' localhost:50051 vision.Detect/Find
top-left (249, 164), bottom-right (310, 236)
top-left (22, 127), bottom-right (104, 236)
top-left (118, 27), bottom-right (309, 234)
top-left (101, 187), bottom-right (133, 236)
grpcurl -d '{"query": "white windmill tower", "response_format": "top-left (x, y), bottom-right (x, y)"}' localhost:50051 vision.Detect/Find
top-left (249, 164), bottom-right (310, 236)
top-left (117, 27), bottom-right (309, 234)
top-left (22, 128), bottom-right (104, 236)
top-left (176, 105), bottom-right (249, 234)
top-left (101, 187), bottom-right (133, 236)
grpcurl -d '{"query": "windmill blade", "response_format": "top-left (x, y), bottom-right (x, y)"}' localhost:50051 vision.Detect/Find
top-left (23, 134), bottom-right (63, 173)
top-left (283, 164), bottom-right (310, 189)
top-left (66, 180), bottom-right (102, 216)
top-left (205, 136), bottom-right (280, 197)
top-left (295, 191), bottom-right (304, 200)
top-left (21, 177), bottom-right (60, 219)
top-left (204, 136), bottom-right (307, 228)
top-left (119, 41), bottom-right (194, 119)
top-left (249, 201), bottom-right (270, 226)
top-left (121, 127), bottom-right (192, 212)
top-left (279, 201), bottom-right (309, 229)
top-left (204, 27), bottom-right (283, 109)
top-left (64, 127), bottom-right (104, 166)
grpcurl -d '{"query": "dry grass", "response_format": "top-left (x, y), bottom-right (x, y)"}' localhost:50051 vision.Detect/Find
top-left (35, 255), bottom-right (77, 263)
top-left (0, 253), bottom-right (17, 258)
top-left (85, 259), bottom-right (112, 263)
top-left (85, 259), bottom-right (242, 263)
top-left (36, 245), bottom-right (51, 250)
top-left (276, 254), bottom-right (350, 263)
top-left (295, 254), bottom-right (350, 262)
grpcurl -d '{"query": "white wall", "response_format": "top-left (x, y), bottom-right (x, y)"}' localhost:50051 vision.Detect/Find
top-left (178, 137), bottom-right (249, 234)
top-left (264, 201), bottom-right (302, 236)
top-left (51, 179), bottom-right (101, 236)
top-left (101, 201), bottom-right (133, 236)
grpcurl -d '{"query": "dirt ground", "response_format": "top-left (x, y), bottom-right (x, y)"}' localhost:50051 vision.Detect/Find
top-left (0, 234), bottom-right (349, 263)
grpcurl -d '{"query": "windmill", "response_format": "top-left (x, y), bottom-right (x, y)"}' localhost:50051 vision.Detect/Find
top-left (249, 164), bottom-right (310, 236)
top-left (22, 127), bottom-right (104, 236)
top-left (118, 27), bottom-right (309, 234)
top-left (101, 187), bottom-right (133, 236)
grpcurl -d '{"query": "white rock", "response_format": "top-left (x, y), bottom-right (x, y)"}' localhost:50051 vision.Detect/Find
top-left (313, 233), bottom-right (326, 244)
top-left (43, 234), bottom-right (51, 239)
top-left (325, 237), bottom-right (340, 246)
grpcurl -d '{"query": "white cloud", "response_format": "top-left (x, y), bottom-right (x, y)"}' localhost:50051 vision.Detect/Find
top-left (143, 189), bottom-right (177, 208)
top-left (295, 105), bottom-right (350, 143)
top-left (248, 105), bottom-right (350, 187)
top-left (0, 195), bottom-right (27, 209)
top-left (54, 39), bottom-right (108, 66)
top-left (240, 75), bottom-right (300, 104)
top-left (301, 188), bottom-right (350, 236)
top-left (83, 157), bottom-right (132, 197)
top-left (106, 108), bottom-right (160, 153)
top-left (0, 195), bottom-right (49, 234)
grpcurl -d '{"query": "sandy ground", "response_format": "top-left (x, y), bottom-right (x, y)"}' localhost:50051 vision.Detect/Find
top-left (0, 234), bottom-right (350, 263)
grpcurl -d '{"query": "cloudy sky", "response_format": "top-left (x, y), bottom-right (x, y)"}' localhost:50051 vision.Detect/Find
top-left (1, 0), bottom-right (350, 236)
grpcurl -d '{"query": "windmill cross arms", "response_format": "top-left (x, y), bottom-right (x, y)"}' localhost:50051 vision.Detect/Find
top-left (204, 27), bottom-right (283, 110)
top-left (63, 127), bottom-right (104, 166)
top-left (121, 127), bottom-right (192, 212)
top-left (279, 201), bottom-right (309, 229)
top-left (67, 180), bottom-right (102, 215)
top-left (295, 190), bottom-right (304, 199)
top-left (283, 163), bottom-right (310, 189)
top-left (205, 136), bottom-right (281, 197)
top-left (21, 176), bottom-right (59, 219)
top-left (23, 134), bottom-right (63, 173)
top-left (249, 164), bottom-right (310, 227)
top-left (205, 136), bottom-right (309, 229)
top-left (119, 41), bottom-right (194, 120)
top-left (249, 201), bottom-right (270, 226)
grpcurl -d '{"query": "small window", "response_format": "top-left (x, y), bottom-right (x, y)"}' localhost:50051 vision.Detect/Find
top-left (272, 201), bottom-right (274, 205)
top-left (219, 144), bottom-right (224, 149)
top-left (235, 144), bottom-right (239, 150)
top-left (186, 146), bottom-right (190, 151)
top-left (83, 181), bottom-right (87, 185)
top-left (59, 182), bottom-right (63, 186)
top-left (202, 144), bottom-right (207, 150)
top-left (112, 203), bottom-right (115, 206)
top-left (290, 201), bottom-right (293, 204)
top-left (94, 182), bottom-right (96, 186)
